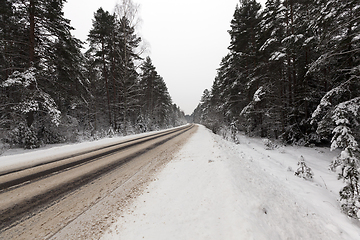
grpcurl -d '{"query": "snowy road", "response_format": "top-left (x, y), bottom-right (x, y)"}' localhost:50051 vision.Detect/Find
top-left (1, 124), bottom-right (360, 239)
top-left (0, 125), bottom-right (196, 239)
top-left (101, 125), bottom-right (360, 240)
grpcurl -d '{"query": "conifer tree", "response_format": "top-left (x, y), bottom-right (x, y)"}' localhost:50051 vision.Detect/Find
top-left (139, 57), bottom-right (157, 128)
top-left (139, 57), bottom-right (174, 129)
top-left (1, 0), bottom-right (86, 147)
top-left (115, 16), bottom-right (141, 132)
top-left (226, 0), bottom-right (262, 134)
top-left (88, 8), bottom-right (116, 128)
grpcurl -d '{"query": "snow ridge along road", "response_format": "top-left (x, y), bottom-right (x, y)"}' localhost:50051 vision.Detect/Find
top-left (0, 124), bottom-right (196, 238)
top-left (101, 125), bottom-right (360, 240)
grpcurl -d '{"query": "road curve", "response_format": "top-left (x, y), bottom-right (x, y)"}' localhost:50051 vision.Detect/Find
top-left (0, 124), bottom-right (195, 233)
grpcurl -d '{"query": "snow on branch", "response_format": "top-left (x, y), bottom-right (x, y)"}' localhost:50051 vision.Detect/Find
top-left (295, 155), bottom-right (314, 180)
top-left (1, 68), bottom-right (61, 127)
top-left (259, 38), bottom-right (276, 52)
top-left (311, 79), bottom-right (356, 123)
top-left (39, 91), bottom-right (61, 126)
top-left (240, 86), bottom-right (265, 116)
top-left (253, 86), bottom-right (264, 102)
top-left (1, 67), bottom-right (37, 88)
top-left (269, 51), bottom-right (285, 61)
top-left (327, 96), bottom-right (360, 219)
top-left (306, 53), bottom-right (330, 75)
top-left (240, 102), bottom-right (254, 116)
top-left (330, 97), bottom-right (360, 151)
top-left (281, 34), bottom-right (304, 44)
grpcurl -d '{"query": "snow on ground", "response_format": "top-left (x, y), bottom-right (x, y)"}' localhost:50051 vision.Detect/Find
top-left (101, 125), bottom-right (360, 240)
top-left (0, 127), bottom-right (183, 174)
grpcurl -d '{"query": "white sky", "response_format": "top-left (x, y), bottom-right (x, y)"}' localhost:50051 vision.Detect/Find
top-left (64, 0), bottom-right (266, 115)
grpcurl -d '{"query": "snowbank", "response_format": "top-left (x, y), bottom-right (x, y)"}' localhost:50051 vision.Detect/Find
top-left (0, 127), bottom-right (179, 174)
top-left (101, 125), bottom-right (360, 240)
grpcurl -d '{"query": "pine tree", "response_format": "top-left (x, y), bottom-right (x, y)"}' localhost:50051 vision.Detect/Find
top-left (1, 0), bottom-right (86, 147)
top-left (139, 57), bottom-right (157, 129)
top-left (312, 81), bottom-right (360, 219)
top-left (115, 16), bottom-right (142, 132)
top-left (0, 0), bottom-right (29, 80)
top-left (310, 0), bottom-right (360, 218)
top-left (139, 57), bottom-right (173, 129)
top-left (294, 155), bottom-right (314, 180)
top-left (330, 98), bottom-right (360, 219)
top-left (88, 8), bottom-right (116, 128)
top-left (228, 0), bottom-right (263, 135)
top-left (0, 67), bottom-right (61, 148)
top-left (257, 0), bottom-right (287, 139)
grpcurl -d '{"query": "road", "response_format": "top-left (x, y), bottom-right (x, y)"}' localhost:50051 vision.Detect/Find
top-left (0, 124), bottom-right (197, 240)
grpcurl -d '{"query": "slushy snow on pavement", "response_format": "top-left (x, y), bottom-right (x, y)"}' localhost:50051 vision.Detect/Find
top-left (101, 125), bottom-right (360, 240)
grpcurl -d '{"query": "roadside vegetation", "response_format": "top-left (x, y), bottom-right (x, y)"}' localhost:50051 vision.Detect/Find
top-left (192, 0), bottom-right (360, 220)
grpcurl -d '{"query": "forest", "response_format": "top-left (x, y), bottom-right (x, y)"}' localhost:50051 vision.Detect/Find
top-left (192, 0), bottom-right (360, 219)
top-left (1, 0), bottom-right (360, 220)
top-left (0, 0), bottom-right (186, 150)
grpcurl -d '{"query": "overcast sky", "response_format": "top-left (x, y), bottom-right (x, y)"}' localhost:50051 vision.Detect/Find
top-left (64, 0), bottom-right (266, 115)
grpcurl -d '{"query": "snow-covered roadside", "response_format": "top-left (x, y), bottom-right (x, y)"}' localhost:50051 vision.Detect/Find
top-left (0, 126), bottom-right (185, 174)
top-left (101, 125), bottom-right (360, 240)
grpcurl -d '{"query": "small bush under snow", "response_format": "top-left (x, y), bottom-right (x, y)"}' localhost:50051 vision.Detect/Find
top-left (295, 156), bottom-right (314, 180)
top-left (263, 138), bottom-right (277, 150)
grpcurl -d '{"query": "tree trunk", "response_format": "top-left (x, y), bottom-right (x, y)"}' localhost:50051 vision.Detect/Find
top-left (29, 0), bottom-right (35, 66)
top-left (111, 54), bottom-right (117, 130)
top-left (27, 0), bottom-right (36, 128)
top-left (102, 41), bottom-right (112, 127)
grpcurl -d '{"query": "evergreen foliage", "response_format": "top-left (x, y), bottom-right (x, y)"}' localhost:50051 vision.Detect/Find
top-left (192, 0), bottom-right (359, 145)
top-left (294, 155), bottom-right (314, 180)
top-left (139, 57), bottom-right (175, 130)
top-left (326, 96), bottom-right (360, 219)
top-left (191, 0), bottom-right (359, 219)
top-left (0, 0), bottom-right (186, 148)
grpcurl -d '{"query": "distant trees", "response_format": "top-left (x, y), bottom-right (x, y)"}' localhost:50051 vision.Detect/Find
top-left (192, 0), bottom-right (360, 219)
top-left (86, 7), bottom-right (184, 134)
top-left (139, 57), bottom-right (174, 130)
top-left (0, 0), bottom-right (186, 149)
top-left (86, 7), bottom-right (143, 132)
top-left (87, 8), bottom-right (116, 128)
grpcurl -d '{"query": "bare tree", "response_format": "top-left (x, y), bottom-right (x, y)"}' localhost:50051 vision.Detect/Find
top-left (115, 0), bottom-right (141, 29)
top-left (115, 0), bottom-right (148, 60)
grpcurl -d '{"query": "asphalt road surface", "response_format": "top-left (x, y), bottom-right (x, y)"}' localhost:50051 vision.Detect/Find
top-left (0, 124), bottom-right (197, 240)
